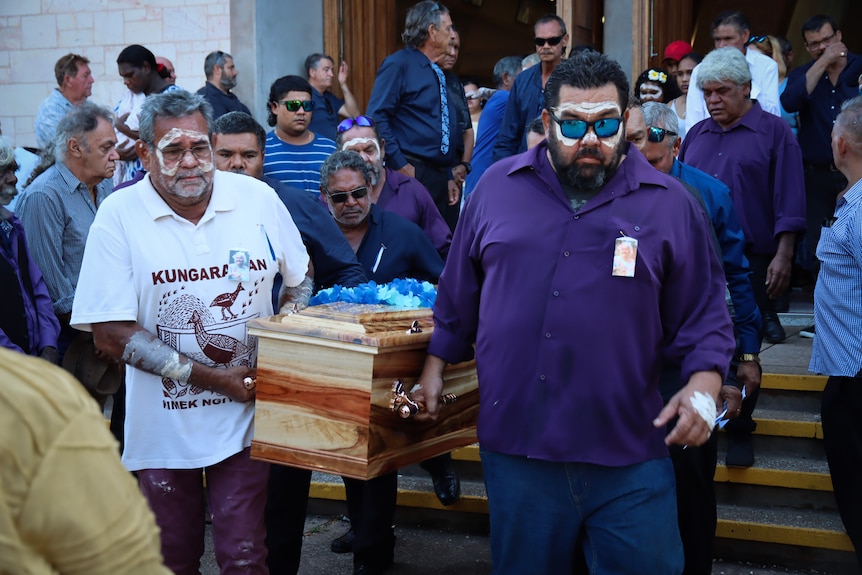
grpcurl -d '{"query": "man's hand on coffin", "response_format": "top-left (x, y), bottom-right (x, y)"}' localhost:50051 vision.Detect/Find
top-left (412, 354), bottom-right (447, 421)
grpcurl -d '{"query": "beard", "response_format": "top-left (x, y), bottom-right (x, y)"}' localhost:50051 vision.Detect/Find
top-left (220, 75), bottom-right (238, 91)
top-left (0, 183), bottom-right (18, 206)
top-left (547, 132), bottom-right (624, 193)
top-left (367, 161), bottom-right (381, 186)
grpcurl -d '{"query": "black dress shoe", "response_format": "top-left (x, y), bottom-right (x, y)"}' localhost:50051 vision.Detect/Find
top-left (763, 314), bottom-right (786, 344)
top-left (431, 469), bottom-right (461, 506)
top-left (725, 433), bottom-right (755, 468)
top-left (330, 528), bottom-right (355, 554)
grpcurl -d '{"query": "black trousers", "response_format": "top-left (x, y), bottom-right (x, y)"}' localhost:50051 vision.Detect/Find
top-left (821, 374), bottom-right (862, 572)
top-left (264, 465), bottom-right (312, 575)
top-left (343, 472), bottom-right (398, 568)
top-left (409, 156), bottom-right (460, 232)
top-left (801, 168), bottom-right (846, 274)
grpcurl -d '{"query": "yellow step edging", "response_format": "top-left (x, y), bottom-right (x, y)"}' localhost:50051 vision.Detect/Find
top-left (714, 466), bottom-right (834, 492)
top-left (761, 373), bottom-right (827, 392)
top-left (755, 418), bottom-right (824, 439)
top-left (716, 519), bottom-right (853, 552)
top-left (308, 481), bottom-right (488, 514)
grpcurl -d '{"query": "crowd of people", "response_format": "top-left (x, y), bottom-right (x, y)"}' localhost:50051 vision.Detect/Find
top-left (2, 1), bottom-right (862, 574)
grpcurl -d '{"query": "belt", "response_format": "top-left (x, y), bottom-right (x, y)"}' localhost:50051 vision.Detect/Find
top-left (803, 162), bottom-right (838, 172)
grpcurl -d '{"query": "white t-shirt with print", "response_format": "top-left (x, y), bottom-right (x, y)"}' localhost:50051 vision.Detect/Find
top-left (72, 170), bottom-right (308, 471)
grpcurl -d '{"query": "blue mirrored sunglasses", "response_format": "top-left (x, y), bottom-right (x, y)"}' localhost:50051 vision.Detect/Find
top-left (337, 115), bottom-right (374, 133)
top-left (550, 114), bottom-right (622, 139)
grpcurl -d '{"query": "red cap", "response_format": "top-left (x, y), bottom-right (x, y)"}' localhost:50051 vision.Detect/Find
top-left (663, 40), bottom-right (692, 63)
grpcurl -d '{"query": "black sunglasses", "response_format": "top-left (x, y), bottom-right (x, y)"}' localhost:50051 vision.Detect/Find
top-left (279, 99), bottom-right (314, 112)
top-left (337, 115), bottom-right (374, 133)
top-left (328, 186), bottom-right (369, 204)
top-left (534, 35), bottom-right (565, 47)
top-left (647, 126), bottom-right (677, 143)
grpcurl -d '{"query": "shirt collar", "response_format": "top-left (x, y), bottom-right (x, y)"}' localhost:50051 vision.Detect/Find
top-left (839, 177), bottom-right (862, 209)
top-left (137, 169), bottom-right (233, 224)
top-left (506, 141), bottom-right (673, 213)
top-left (703, 100), bottom-right (764, 133)
top-left (55, 161), bottom-right (87, 193)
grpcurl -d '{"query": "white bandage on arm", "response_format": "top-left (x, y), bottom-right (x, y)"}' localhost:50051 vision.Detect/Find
top-left (690, 390), bottom-right (717, 429)
top-left (122, 331), bottom-right (193, 383)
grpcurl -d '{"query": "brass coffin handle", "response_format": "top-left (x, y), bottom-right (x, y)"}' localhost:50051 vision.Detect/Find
top-left (390, 378), bottom-right (457, 419)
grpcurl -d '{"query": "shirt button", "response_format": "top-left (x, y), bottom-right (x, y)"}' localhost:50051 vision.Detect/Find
top-left (718, 152), bottom-right (722, 156)
top-left (574, 215), bottom-right (579, 220)
top-left (545, 332), bottom-right (551, 338)
top-left (564, 251), bottom-right (570, 257)
top-left (714, 174), bottom-right (719, 178)
top-left (539, 374), bottom-right (546, 381)
top-left (553, 290), bottom-right (560, 296)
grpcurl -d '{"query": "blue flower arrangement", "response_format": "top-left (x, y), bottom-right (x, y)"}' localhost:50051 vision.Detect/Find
top-left (310, 279), bottom-right (437, 309)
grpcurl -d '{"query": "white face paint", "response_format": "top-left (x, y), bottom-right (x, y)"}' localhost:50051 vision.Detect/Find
top-left (342, 137), bottom-right (381, 165)
top-left (639, 83), bottom-right (663, 102)
top-left (154, 128), bottom-right (214, 177)
top-left (553, 101), bottom-right (623, 149)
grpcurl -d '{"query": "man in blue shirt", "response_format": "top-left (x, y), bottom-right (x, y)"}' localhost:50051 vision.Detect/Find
top-left (196, 51), bottom-right (251, 120)
top-left (628, 102), bottom-right (760, 574)
top-left (809, 95), bottom-right (862, 573)
top-left (366, 1), bottom-right (461, 231)
top-left (320, 150), bottom-right (443, 575)
top-left (493, 14), bottom-right (568, 161)
top-left (464, 55), bottom-right (522, 197)
top-left (304, 54), bottom-right (360, 141)
top-left (414, 51), bottom-right (734, 575)
top-left (263, 75), bottom-right (337, 194)
top-left (781, 15), bottom-right (858, 281)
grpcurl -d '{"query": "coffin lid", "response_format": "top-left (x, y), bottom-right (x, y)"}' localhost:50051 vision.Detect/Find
top-left (248, 302), bottom-right (434, 347)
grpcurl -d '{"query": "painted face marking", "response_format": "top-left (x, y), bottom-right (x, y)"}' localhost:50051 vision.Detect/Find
top-left (553, 101), bottom-right (622, 149)
top-left (155, 128), bottom-right (213, 176)
top-left (342, 137), bottom-right (381, 162)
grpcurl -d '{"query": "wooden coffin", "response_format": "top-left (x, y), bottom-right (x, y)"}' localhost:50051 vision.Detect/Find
top-left (247, 303), bottom-right (478, 480)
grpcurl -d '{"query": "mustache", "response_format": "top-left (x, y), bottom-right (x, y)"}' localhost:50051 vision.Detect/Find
top-left (576, 148), bottom-right (603, 160)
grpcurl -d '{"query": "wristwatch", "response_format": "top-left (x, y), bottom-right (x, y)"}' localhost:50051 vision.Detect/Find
top-left (458, 161), bottom-right (472, 174)
top-left (737, 353), bottom-right (760, 364)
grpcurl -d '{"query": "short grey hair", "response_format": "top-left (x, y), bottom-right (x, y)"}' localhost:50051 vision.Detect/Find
top-left (696, 46), bottom-right (751, 89)
top-left (641, 101), bottom-right (679, 147)
top-left (401, 1), bottom-right (450, 48)
top-left (836, 96), bottom-right (862, 155)
top-left (521, 53), bottom-right (540, 70)
top-left (53, 101), bottom-right (114, 163)
top-left (0, 137), bottom-right (15, 172)
top-left (493, 56), bottom-right (522, 87)
top-left (139, 90), bottom-right (213, 146)
top-left (204, 51), bottom-right (231, 80)
top-left (319, 150), bottom-right (373, 195)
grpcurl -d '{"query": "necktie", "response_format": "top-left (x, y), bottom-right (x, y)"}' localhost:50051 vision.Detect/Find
top-left (429, 62), bottom-right (450, 155)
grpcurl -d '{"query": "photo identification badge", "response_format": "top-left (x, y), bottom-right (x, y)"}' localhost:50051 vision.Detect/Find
top-left (612, 235), bottom-right (638, 278)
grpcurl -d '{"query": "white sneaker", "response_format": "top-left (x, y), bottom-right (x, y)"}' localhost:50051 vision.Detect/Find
top-left (799, 325), bottom-right (815, 339)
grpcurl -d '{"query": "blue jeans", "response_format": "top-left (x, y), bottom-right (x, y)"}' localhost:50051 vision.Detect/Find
top-left (480, 449), bottom-right (683, 575)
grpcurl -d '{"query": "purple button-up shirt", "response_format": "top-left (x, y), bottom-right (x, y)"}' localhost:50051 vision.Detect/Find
top-left (679, 101), bottom-right (806, 256)
top-left (380, 167), bottom-right (452, 259)
top-left (0, 209), bottom-right (60, 355)
top-left (428, 142), bottom-right (735, 466)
